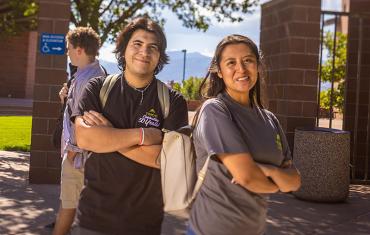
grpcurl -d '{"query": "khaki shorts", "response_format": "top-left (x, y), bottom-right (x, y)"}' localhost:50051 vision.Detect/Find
top-left (60, 156), bottom-right (84, 209)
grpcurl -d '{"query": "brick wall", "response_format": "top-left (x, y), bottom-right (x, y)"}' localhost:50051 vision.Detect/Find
top-left (29, 0), bottom-right (70, 184)
top-left (344, 0), bottom-right (370, 179)
top-left (0, 33), bottom-right (30, 98)
top-left (260, 0), bottom-right (321, 149)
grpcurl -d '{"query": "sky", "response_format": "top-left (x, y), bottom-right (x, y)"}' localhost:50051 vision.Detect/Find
top-left (99, 0), bottom-right (342, 62)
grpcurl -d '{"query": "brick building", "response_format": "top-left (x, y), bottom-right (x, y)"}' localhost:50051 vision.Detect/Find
top-left (28, 0), bottom-right (70, 184)
top-left (260, 0), bottom-right (321, 148)
top-left (0, 32), bottom-right (37, 99)
top-left (344, 0), bottom-right (370, 179)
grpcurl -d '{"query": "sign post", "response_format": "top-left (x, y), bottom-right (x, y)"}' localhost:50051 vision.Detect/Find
top-left (39, 33), bottom-right (65, 55)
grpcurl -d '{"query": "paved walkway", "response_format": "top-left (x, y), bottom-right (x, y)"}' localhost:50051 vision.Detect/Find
top-left (0, 98), bottom-right (33, 116)
top-left (0, 98), bottom-right (33, 107)
top-left (1, 150), bottom-right (370, 235)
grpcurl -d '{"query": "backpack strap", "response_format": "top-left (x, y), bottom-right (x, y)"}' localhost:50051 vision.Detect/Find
top-left (191, 97), bottom-right (231, 128)
top-left (190, 98), bottom-right (231, 201)
top-left (100, 64), bottom-right (108, 76)
top-left (156, 79), bottom-right (170, 119)
top-left (99, 74), bottom-right (120, 109)
top-left (99, 76), bottom-right (170, 117)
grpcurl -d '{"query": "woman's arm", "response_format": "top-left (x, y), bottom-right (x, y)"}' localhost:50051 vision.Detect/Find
top-left (258, 162), bottom-right (301, 192)
top-left (218, 153), bottom-right (279, 194)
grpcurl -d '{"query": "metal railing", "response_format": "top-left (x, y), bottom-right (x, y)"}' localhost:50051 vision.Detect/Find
top-left (318, 10), bottom-right (370, 183)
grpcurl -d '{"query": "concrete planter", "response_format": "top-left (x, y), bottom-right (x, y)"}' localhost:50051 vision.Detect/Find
top-left (293, 127), bottom-right (350, 202)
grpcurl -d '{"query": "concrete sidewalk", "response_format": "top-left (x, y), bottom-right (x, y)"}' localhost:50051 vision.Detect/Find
top-left (1, 150), bottom-right (370, 235)
top-left (0, 98), bottom-right (33, 115)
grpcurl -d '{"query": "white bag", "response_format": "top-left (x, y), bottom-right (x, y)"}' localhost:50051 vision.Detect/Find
top-left (159, 128), bottom-right (197, 212)
top-left (158, 86), bottom-right (213, 213)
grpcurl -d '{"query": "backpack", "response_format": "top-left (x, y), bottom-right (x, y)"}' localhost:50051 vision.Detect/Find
top-left (52, 77), bottom-right (74, 149)
top-left (99, 74), bottom-right (212, 214)
top-left (159, 99), bottom-right (230, 213)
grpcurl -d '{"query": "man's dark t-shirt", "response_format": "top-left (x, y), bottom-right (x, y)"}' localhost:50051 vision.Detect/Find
top-left (70, 74), bottom-right (188, 235)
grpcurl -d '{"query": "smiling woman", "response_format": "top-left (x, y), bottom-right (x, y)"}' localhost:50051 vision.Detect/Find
top-left (187, 34), bottom-right (301, 235)
top-left (0, 116), bottom-right (32, 152)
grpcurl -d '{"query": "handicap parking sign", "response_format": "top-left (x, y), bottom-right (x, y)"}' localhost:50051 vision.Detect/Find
top-left (40, 33), bottom-right (65, 55)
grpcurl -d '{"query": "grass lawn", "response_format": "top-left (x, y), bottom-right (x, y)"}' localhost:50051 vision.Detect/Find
top-left (0, 116), bottom-right (32, 152)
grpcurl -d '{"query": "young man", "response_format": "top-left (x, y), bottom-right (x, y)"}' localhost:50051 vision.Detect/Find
top-left (70, 17), bottom-right (188, 235)
top-left (53, 27), bottom-right (106, 235)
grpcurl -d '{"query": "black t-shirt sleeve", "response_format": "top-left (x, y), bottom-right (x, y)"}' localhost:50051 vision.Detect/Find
top-left (70, 76), bottom-right (105, 123)
top-left (163, 89), bottom-right (188, 130)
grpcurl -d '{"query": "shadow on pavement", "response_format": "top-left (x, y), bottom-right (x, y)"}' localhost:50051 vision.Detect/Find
top-left (267, 185), bottom-right (370, 235)
top-left (1, 150), bottom-right (370, 235)
top-left (0, 151), bottom-right (59, 235)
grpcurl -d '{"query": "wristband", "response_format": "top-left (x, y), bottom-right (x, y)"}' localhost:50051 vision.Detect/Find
top-left (139, 128), bottom-right (145, 145)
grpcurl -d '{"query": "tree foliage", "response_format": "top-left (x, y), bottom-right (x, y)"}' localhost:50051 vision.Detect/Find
top-left (71, 0), bottom-right (258, 44)
top-left (180, 76), bottom-right (203, 100)
top-left (172, 82), bottom-right (182, 93)
top-left (320, 85), bottom-right (344, 112)
top-left (0, 0), bottom-right (38, 38)
top-left (320, 31), bottom-right (347, 112)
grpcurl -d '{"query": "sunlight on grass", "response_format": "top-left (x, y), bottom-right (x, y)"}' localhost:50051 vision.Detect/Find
top-left (0, 116), bottom-right (32, 152)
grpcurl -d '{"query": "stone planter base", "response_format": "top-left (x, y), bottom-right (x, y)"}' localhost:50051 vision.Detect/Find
top-left (187, 100), bottom-right (202, 111)
top-left (293, 127), bottom-right (350, 202)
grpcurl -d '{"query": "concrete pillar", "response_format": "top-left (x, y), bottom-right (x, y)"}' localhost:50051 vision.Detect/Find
top-left (29, 0), bottom-right (70, 184)
top-left (25, 32), bottom-right (38, 99)
top-left (260, 0), bottom-right (321, 149)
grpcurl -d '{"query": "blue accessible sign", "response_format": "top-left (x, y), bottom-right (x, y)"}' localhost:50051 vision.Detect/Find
top-left (40, 33), bottom-right (65, 55)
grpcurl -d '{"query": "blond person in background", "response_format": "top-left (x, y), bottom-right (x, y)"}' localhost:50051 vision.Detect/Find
top-left (53, 27), bottom-right (106, 235)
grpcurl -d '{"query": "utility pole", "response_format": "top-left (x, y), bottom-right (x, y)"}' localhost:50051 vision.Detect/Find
top-left (181, 49), bottom-right (187, 82)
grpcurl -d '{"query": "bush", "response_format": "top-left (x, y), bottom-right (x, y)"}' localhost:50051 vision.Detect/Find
top-left (180, 77), bottom-right (203, 100)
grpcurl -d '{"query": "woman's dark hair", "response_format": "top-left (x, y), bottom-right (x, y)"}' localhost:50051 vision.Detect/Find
top-left (113, 17), bottom-right (169, 75)
top-left (199, 34), bottom-right (265, 108)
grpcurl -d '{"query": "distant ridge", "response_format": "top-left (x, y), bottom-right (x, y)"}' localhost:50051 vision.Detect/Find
top-left (100, 51), bottom-right (212, 83)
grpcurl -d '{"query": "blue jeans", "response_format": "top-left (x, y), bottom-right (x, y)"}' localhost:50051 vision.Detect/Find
top-left (186, 225), bottom-right (197, 235)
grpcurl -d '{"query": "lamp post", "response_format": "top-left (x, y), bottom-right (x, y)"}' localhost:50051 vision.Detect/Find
top-left (181, 49), bottom-right (187, 82)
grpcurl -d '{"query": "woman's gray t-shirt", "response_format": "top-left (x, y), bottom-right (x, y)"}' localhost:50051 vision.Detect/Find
top-left (189, 92), bottom-right (291, 235)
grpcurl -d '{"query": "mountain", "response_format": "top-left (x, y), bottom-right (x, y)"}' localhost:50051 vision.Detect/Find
top-left (100, 54), bottom-right (333, 91)
top-left (99, 60), bottom-right (120, 74)
top-left (99, 51), bottom-right (212, 83)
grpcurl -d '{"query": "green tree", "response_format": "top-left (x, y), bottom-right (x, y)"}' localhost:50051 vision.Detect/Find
top-left (71, 0), bottom-right (258, 44)
top-left (0, 0), bottom-right (38, 38)
top-left (180, 77), bottom-right (203, 100)
top-left (320, 88), bottom-right (343, 113)
top-left (172, 82), bottom-right (182, 93)
top-left (320, 31), bottom-right (347, 112)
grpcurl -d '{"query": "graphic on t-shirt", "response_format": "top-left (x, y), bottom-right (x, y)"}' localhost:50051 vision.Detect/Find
top-left (138, 108), bottom-right (161, 127)
top-left (276, 134), bottom-right (282, 151)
